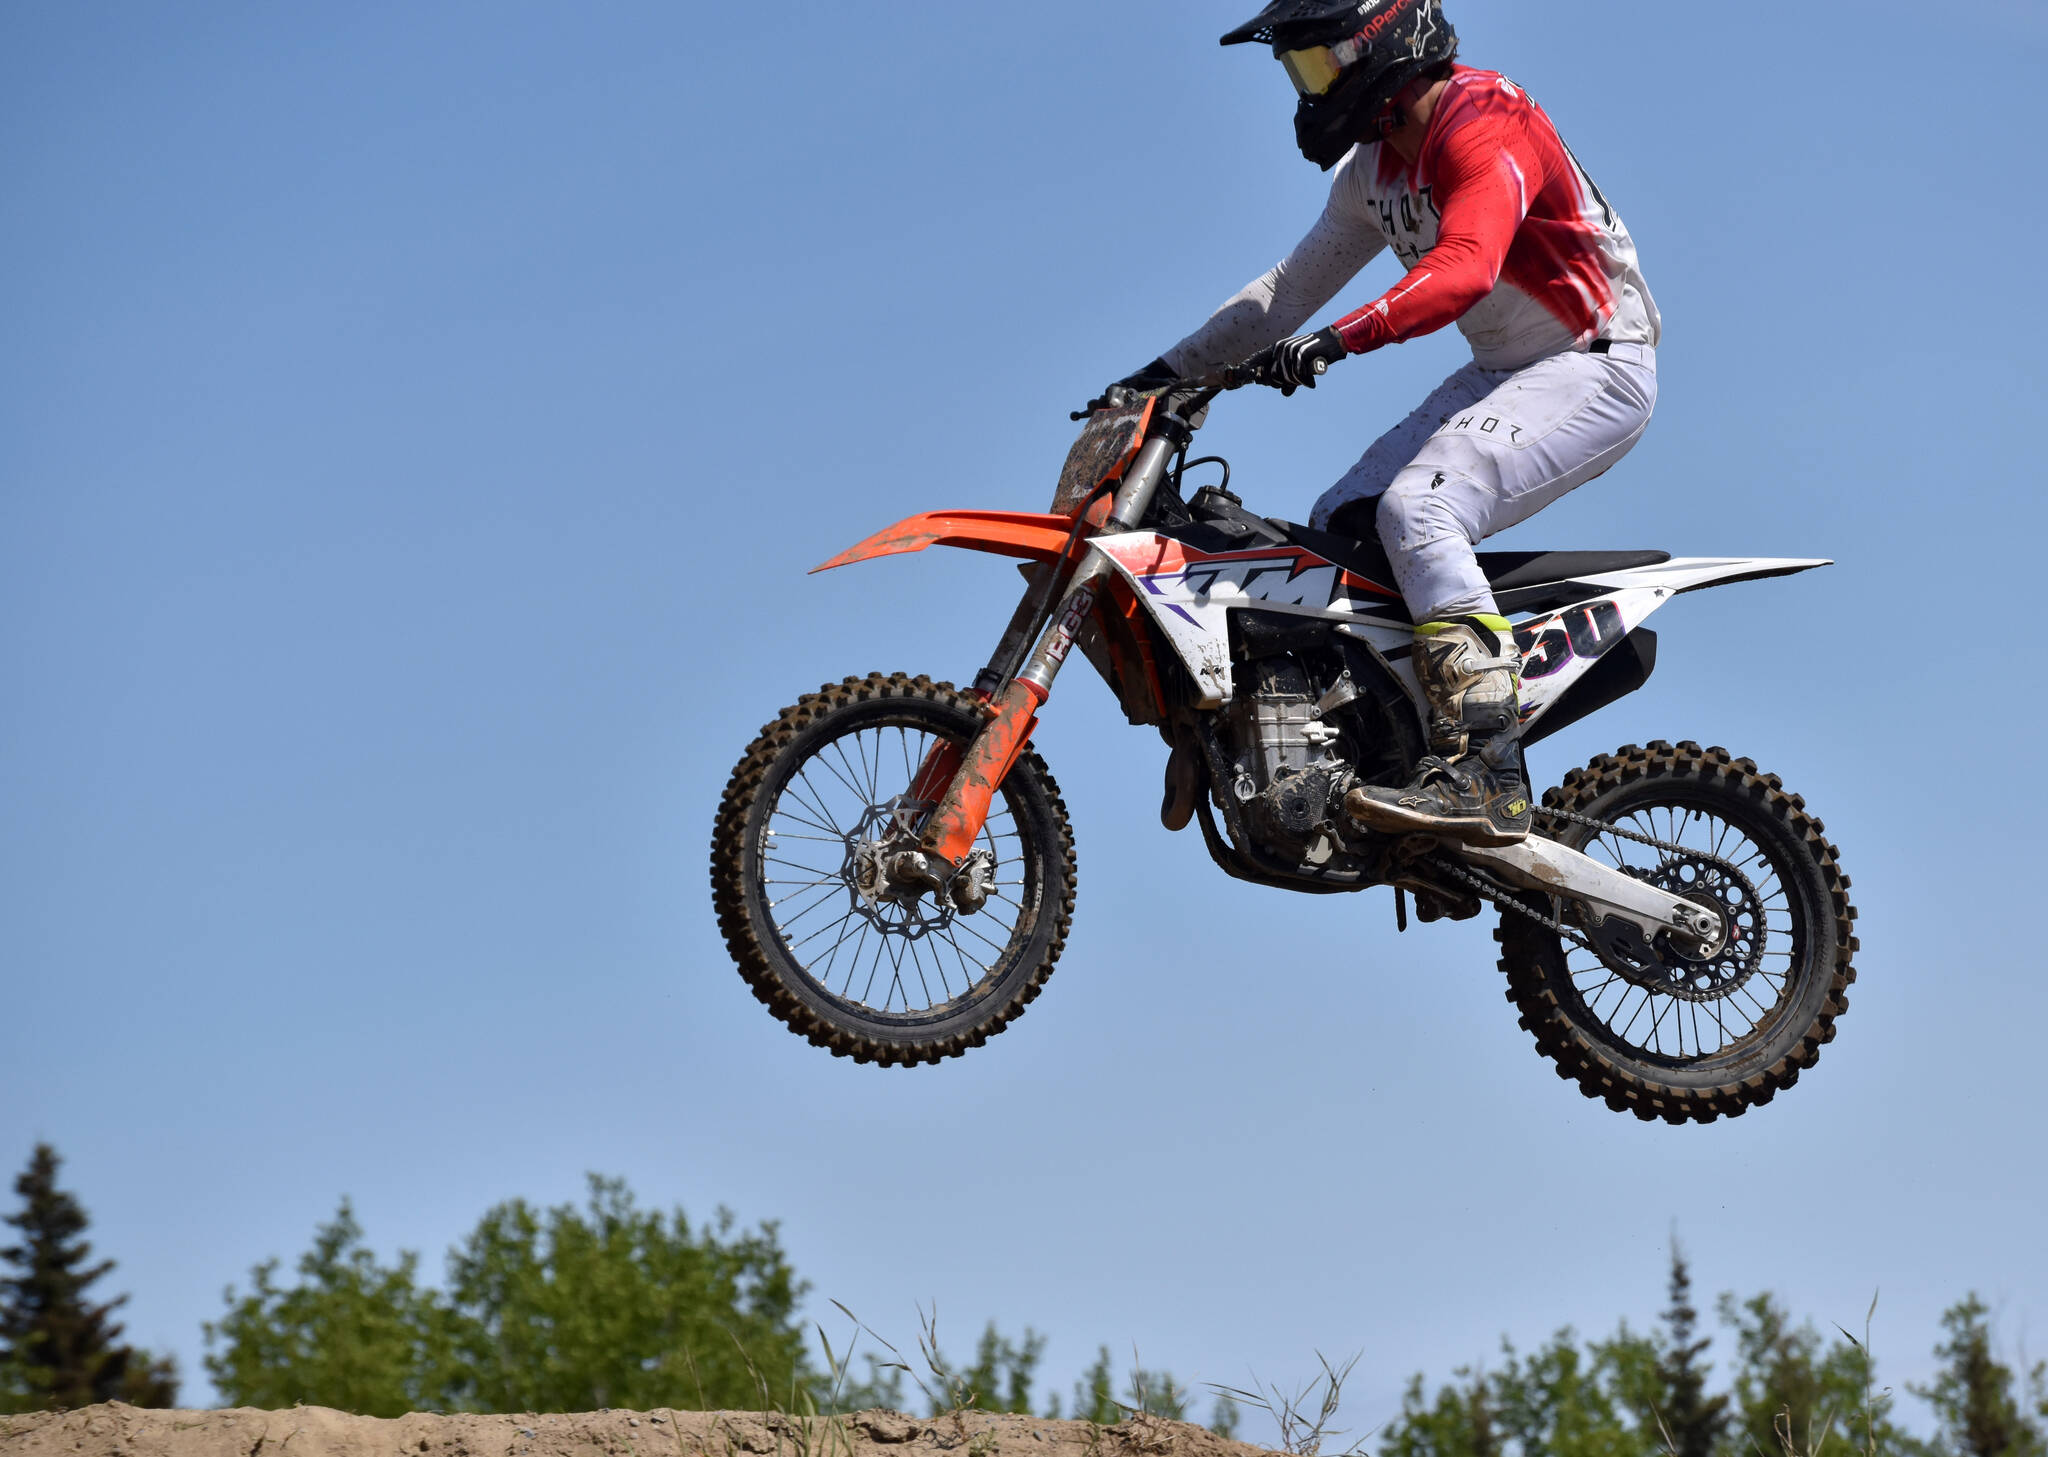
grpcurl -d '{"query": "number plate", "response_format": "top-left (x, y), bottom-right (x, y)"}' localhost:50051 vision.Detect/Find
top-left (1049, 398), bottom-right (1154, 516)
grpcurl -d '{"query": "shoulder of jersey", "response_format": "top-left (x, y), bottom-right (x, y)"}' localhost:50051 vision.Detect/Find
top-left (1421, 67), bottom-right (1549, 172)
top-left (1331, 137), bottom-right (1392, 198)
top-left (1433, 66), bottom-right (1534, 127)
top-left (1334, 139), bottom-right (1383, 178)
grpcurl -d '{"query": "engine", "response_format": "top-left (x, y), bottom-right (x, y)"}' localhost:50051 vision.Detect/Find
top-left (1220, 637), bottom-right (1362, 867)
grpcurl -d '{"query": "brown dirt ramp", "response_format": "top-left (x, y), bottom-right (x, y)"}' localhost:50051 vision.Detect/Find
top-left (0, 1404), bottom-right (1274, 1457)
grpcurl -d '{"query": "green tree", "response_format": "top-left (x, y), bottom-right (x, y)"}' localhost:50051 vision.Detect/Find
top-left (1381, 1364), bottom-right (1502, 1457)
top-left (920, 1321), bottom-right (1044, 1415)
top-left (1377, 1269), bottom-right (1938, 1457)
top-left (203, 1200), bottom-right (463, 1416)
top-left (1052, 1346), bottom-right (1189, 1424)
top-left (0, 1144), bottom-right (178, 1412)
top-left (446, 1175), bottom-right (812, 1412)
top-left (1123, 1365), bottom-right (1188, 1421)
top-left (1718, 1292), bottom-right (1927, 1457)
top-left (1651, 1245), bottom-right (1727, 1457)
top-left (1072, 1347), bottom-right (1120, 1424)
top-left (0, 1348), bottom-right (25, 1412)
top-left (1382, 1331), bottom-right (1654, 1457)
top-left (1911, 1296), bottom-right (2047, 1457)
top-left (1209, 1393), bottom-right (1242, 1440)
top-left (1492, 1331), bottom-right (1645, 1457)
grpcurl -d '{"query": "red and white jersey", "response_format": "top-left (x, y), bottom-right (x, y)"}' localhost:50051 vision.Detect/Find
top-left (1165, 67), bottom-right (1658, 375)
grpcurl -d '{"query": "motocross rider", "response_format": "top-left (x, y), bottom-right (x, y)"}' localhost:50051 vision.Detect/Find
top-left (1109, 0), bottom-right (1659, 846)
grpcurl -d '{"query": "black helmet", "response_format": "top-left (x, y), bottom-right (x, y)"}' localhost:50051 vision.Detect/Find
top-left (1221, 0), bottom-right (1458, 170)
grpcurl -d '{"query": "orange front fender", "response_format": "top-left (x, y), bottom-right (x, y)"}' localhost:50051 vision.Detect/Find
top-left (810, 510), bottom-right (1083, 574)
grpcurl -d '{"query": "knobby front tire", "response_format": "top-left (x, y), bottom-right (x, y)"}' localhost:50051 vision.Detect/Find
top-left (710, 672), bottom-right (1077, 1066)
top-left (1497, 740), bottom-right (1859, 1125)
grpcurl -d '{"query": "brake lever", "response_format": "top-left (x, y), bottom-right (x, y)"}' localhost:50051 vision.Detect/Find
top-left (1196, 355), bottom-right (1325, 395)
top-left (1070, 363), bottom-right (1271, 421)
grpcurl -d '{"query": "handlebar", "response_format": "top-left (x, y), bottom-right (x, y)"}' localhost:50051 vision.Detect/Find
top-left (1186, 355), bottom-right (1327, 393)
top-left (1070, 356), bottom-right (1325, 421)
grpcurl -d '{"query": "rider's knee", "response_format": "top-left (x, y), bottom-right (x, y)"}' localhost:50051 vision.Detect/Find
top-left (1377, 469), bottom-right (1479, 555)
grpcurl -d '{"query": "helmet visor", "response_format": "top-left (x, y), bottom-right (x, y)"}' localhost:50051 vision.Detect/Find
top-left (1278, 44), bottom-right (1343, 96)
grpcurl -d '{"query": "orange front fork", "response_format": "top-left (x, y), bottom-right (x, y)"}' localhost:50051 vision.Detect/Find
top-left (918, 679), bottom-right (1046, 865)
top-left (916, 573), bottom-right (1100, 868)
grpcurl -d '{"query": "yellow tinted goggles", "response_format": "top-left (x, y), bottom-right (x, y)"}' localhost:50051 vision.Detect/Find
top-left (1279, 44), bottom-right (1344, 96)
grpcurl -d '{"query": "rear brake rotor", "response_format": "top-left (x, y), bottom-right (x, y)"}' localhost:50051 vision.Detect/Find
top-left (1611, 852), bottom-right (1765, 1002)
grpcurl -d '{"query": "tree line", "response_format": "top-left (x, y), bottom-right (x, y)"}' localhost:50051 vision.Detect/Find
top-left (3, 1143), bottom-right (2043, 1457)
top-left (1376, 1247), bottom-right (2046, 1457)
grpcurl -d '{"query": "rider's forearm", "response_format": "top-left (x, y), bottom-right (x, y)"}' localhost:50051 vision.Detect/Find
top-left (1331, 239), bottom-right (1497, 353)
top-left (1163, 266), bottom-right (1299, 375)
top-left (1164, 203), bottom-right (1385, 374)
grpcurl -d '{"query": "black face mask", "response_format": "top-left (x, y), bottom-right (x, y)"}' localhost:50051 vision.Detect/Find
top-left (1293, 60), bottom-right (1402, 169)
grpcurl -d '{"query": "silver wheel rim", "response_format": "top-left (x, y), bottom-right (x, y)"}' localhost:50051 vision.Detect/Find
top-left (758, 720), bottom-right (1031, 1018)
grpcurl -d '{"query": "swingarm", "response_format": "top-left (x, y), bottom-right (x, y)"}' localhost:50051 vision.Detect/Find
top-left (1456, 836), bottom-right (1726, 959)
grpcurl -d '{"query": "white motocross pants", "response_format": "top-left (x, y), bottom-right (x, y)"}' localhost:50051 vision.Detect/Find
top-left (1309, 342), bottom-right (1658, 621)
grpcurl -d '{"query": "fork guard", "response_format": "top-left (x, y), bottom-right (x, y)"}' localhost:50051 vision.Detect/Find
top-left (917, 678), bottom-right (1045, 868)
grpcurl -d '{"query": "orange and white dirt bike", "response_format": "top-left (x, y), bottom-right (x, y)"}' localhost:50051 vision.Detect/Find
top-left (711, 372), bottom-right (1858, 1124)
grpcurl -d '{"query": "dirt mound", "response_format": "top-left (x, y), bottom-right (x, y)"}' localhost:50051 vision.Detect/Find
top-left (0, 1404), bottom-right (1272, 1457)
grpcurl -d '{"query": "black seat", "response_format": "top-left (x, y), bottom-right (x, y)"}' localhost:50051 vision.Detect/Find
top-left (1477, 549), bottom-right (1672, 591)
top-left (1279, 522), bottom-right (1668, 617)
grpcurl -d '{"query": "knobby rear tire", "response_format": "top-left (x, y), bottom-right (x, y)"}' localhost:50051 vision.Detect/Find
top-left (1497, 740), bottom-right (1859, 1124)
top-left (710, 672), bottom-right (1077, 1066)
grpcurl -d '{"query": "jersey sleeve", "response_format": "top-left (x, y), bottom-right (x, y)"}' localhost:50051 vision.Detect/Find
top-left (1163, 161), bottom-right (1387, 375)
top-left (1332, 111), bottom-right (1539, 354)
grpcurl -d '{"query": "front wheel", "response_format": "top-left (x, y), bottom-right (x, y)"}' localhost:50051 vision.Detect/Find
top-left (710, 672), bottom-right (1076, 1066)
top-left (1497, 740), bottom-right (1858, 1124)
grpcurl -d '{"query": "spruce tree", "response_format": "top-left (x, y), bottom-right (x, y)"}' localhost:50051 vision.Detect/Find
top-left (0, 1144), bottom-right (178, 1412)
top-left (1912, 1296), bottom-right (2047, 1457)
top-left (1656, 1243), bottom-right (1727, 1457)
top-left (1070, 1347), bottom-right (1120, 1425)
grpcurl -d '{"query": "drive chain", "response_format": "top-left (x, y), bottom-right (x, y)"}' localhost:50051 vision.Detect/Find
top-left (1429, 853), bottom-right (1596, 951)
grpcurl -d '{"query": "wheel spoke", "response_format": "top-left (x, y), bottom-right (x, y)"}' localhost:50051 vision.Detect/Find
top-left (786, 908), bottom-right (859, 955)
top-left (813, 747), bottom-right (871, 807)
top-left (782, 776), bottom-right (847, 838)
top-left (950, 915), bottom-right (1012, 957)
top-left (769, 875), bottom-right (845, 910)
top-left (939, 925), bottom-right (994, 978)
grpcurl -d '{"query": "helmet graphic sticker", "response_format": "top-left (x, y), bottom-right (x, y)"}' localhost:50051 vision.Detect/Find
top-left (1221, 0), bottom-right (1458, 169)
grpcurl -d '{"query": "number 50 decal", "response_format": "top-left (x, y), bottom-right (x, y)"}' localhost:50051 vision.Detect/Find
top-left (1516, 599), bottom-right (1625, 680)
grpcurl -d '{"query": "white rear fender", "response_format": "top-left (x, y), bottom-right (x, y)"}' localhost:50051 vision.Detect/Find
top-left (1509, 557), bottom-right (1829, 734)
top-left (1568, 556), bottom-right (1833, 597)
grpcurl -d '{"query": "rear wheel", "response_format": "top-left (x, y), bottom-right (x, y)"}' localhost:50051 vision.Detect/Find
top-left (1497, 740), bottom-right (1858, 1124)
top-left (710, 673), bottom-right (1076, 1065)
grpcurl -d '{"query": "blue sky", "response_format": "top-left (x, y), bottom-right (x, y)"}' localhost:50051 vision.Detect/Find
top-left (5, 0), bottom-right (2045, 1436)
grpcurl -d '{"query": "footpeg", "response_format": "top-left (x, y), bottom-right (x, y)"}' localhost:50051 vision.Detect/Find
top-left (1413, 886), bottom-right (1482, 923)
